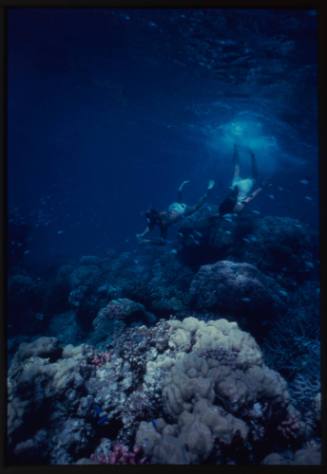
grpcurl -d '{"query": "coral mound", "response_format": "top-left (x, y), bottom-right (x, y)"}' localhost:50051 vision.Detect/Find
top-left (189, 260), bottom-right (285, 332)
top-left (91, 297), bottom-right (153, 344)
top-left (135, 317), bottom-right (304, 464)
top-left (263, 440), bottom-right (321, 465)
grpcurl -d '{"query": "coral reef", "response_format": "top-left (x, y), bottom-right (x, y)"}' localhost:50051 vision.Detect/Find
top-left (47, 311), bottom-right (83, 345)
top-left (7, 338), bottom-right (96, 464)
top-left (90, 442), bottom-right (147, 464)
top-left (135, 318), bottom-right (304, 464)
top-left (7, 318), bottom-right (314, 465)
top-left (90, 298), bottom-right (156, 344)
top-left (189, 260), bottom-right (286, 333)
top-left (263, 440), bottom-right (321, 465)
top-left (6, 213), bottom-right (321, 465)
top-left (178, 213), bottom-right (316, 286)
top-left (262, 280), bottom-right (320, 418)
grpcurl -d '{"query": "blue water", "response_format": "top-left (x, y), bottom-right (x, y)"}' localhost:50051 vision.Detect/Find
top-left (8, 8), bottom-right (318, 267)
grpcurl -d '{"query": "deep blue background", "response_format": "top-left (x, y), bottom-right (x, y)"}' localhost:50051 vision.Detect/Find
top-left (8, 8), bottom-right (318, 265)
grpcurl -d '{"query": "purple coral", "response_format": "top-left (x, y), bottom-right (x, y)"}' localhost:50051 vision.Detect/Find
top-left (91, 444), bottom-right (147, 464)
top-left (90, 351), bottom-right (112, 368)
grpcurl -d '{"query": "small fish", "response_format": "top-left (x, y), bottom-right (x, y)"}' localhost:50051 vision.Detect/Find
top-left (35, 313), bottom-right (44, 321)
top-left (241, 297), bottom-right (251, 303)
top-left (268, 194), bottom-right (275, 200)
top-left (305, 196), bottom-right (313, 201)
top-left (223, 214), bottom-right (233, 223)
top-left (252, 210), bottom-right (261, 215)
top-left (300, 179), bottom-right (309, 185)
top-left (151, 419), bottom-right (158, 431)
top-left (57, 230), bottom-right (64, 235)
top-left (225, 230), bottom-right (232, 235)
top-left (242, 237), bottom-right (250, 243)
top-left (23, 250), bottom-right (30, 255)
top-left (277, 186), bottom-right (284, 191)
top-left (305, 261), bottom-right (314, 269)
top-left (170, 249), bottom-right (177, 254)
top-left (190, 235), bottom-right (200, 245)
top-left (316, 287), bottom-right (320, 295)
top-left (278, 289), bottom-right (288, 298)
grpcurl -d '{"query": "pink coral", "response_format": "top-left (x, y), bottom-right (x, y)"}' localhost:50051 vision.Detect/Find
top-left (91, 444), bottom-right (147, 464)
top-left (90, 351), bottom-right (112, 368)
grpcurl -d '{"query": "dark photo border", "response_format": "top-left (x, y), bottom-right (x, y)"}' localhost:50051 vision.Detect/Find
top-left (0, 1), bottom-right (326, 473)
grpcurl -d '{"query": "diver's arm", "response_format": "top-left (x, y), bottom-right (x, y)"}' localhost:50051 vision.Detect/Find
top-left (136, 226), bottom-right (151, 240)
top-left (234, 186), bottom-right (263, 214)
top-left (243, 186), bottom-right (262, 204)
top-left (184, 180), bottom-right (215, 217)
top-left (184, 200), bottom-right (205, 217)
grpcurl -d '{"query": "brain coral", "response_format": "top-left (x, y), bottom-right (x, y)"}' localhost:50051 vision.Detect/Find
top-left (136, 317), bottom-right (304, 464)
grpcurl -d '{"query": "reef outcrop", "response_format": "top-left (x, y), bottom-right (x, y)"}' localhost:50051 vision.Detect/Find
top-left (8, 318), bottom-right (315, 465)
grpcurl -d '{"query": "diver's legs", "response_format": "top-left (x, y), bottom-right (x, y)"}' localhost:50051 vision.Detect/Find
top-left (250, 150), bottom-right (258, 182)
top-left (232, 144), bottom-right (240, 180)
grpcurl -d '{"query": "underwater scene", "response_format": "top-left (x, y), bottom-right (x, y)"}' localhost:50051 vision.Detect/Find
top-left (7, 8), bottom-right (320, 465)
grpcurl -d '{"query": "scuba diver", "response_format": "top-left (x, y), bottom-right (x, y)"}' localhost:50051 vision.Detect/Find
top-left (218, 144), bottom-right (264, 216)
top-left (137, 179), bottom-right (215, 243)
